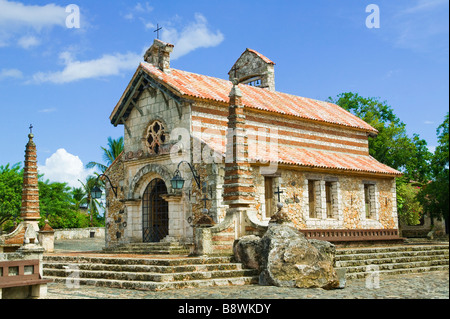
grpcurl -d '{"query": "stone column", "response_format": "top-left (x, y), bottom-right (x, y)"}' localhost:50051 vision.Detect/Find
top-left (21, 132), bottom-right (41, 232)
top-left (123, 200), bottom-right (141, 243)
top-left (222, 81), bottom-right (256, 238)
top-left (38, 220), bottom-right (55, 253)
top-left (161, 193), bottom-right (185, 242)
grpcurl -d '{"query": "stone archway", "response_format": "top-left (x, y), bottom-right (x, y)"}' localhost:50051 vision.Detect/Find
top-left (142, 178), bottom-right (168, 242)
top-left (129, 163), bottom-right (174, 200)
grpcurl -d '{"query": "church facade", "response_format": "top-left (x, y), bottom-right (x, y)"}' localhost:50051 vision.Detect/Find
top-left (104, 39), bottom-right (402, 252)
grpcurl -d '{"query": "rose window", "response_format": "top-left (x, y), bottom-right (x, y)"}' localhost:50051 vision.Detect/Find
top-left (146, 121), bottom-right (167, 154)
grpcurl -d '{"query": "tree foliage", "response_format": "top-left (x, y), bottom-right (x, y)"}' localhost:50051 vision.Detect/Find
top-left (0, 163), bottom-right (102, 230)
top-left (418, 113), bottom-right (449, 222)
top-left (86, 136), bottom-right (124, 173)
top-left (0, 163), bottom-right (22, 227)
top-left (329, 92), bottom-right (432, 182)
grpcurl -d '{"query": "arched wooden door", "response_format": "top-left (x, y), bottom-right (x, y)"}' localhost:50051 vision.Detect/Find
top-left (142, 179), bottom-right (168, 242)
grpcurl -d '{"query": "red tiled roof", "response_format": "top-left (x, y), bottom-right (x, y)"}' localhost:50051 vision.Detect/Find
top-left (244, 48), bottom-right (276, 65)
top-left (138, 62), bottom-right (378, 133)
top-left (198, 137), bottom-right (401, 176)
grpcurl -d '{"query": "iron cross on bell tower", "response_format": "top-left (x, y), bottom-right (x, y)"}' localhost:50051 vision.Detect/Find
top-left (154, 24), bottom-right (162, 39)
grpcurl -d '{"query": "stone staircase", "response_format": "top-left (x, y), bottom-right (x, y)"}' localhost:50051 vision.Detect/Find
top-left (335, 244), bottom-right (449, 279)
top-left (42, 254), bottom-right (258, 291)
top-left (101, 242), bottom-right (191, 255)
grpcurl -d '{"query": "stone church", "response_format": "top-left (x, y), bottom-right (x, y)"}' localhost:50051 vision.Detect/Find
top-left (104, 39), bottom-right (402, 254)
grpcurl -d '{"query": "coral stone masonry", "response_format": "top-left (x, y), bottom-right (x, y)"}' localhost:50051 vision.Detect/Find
top-left (105, 39), bottom-right (402, 254)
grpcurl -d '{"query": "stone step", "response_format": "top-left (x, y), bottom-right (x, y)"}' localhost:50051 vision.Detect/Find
top-left (44, 261), bottom-right (244, 274)
top-left (334, 244), bottom-right (449, 279)
top-left (337, 259), bottom-right (449, 274)
top-left (102, 242), bottom-right (192, 255)
top-left (336, 249), bottom-right (448, 262)
top-left (336, 254), bottom-right (449, 268)
top-left (43, 267), bottom-right (258, 283)
top-left (336, 244), bottom-right (448, 256)
top-left (42, 254), bottom-right (257, 291)
top-left (341, 265), bottom-right (449, 280)
top-left (43, 255), bottom-right (234, 267)
top-left (45, 275), bottom-right (259, 291)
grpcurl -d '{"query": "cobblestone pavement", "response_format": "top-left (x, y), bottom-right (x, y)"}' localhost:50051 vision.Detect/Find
top-left (43, 271), bottom-right (449, 300)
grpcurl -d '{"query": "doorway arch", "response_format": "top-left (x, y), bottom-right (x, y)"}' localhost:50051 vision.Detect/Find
top-left (142, 178), bottom-right (168, 242)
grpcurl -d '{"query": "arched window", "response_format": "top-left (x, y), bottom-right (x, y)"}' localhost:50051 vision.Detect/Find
top-left (146, 120), bottom-right (167, 154)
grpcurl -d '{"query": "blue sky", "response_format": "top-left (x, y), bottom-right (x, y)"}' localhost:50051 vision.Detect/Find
top-left (0, 0), bottom-right (448, 188)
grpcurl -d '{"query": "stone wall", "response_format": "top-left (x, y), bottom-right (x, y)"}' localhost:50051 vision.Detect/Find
top-left (252, 169), bottom-right (398, 231)
top-left (54, 227), bottom-right (105, 240)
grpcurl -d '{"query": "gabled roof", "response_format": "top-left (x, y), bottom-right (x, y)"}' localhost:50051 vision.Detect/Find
top-left (111, 62), bottom-right (378, 134)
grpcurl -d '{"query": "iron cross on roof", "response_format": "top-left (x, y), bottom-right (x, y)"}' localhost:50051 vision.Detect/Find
top-left (154, 24), bottom-right (162, 39)
top-left (274, 186), bottom-right (283, 203)
top-left (29, 124), bottom-right (33, 134)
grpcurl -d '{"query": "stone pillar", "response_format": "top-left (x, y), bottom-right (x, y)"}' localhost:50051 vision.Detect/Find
top-left (124, 200), bottom-right (141, 243)
top-left (21, 132), bottom-right (41, 233)
top-left (161, 193), bottom-right (185, 242)
top-left (38, 220), bottom-right (55, 253)
top-left (222, 81), bottom-right (256, 238)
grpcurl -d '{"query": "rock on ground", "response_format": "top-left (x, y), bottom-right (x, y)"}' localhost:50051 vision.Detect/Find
top-left (235, 223), bottom-right (340, 290)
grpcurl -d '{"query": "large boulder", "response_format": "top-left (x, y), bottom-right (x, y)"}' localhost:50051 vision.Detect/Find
top-left (233, 235), bottom-right (261, 269)
top-left (258, 223), bottom-right (340, 290)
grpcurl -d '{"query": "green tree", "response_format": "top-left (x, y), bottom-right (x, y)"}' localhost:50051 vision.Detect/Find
top-left (328, 92), bottom-right (432, 180)
top-left (0, 163), bottom-right (22, 230)
top-left (38, 179), bottom-right (81, 229)
top-left (397, 180), bottom-right (423, 226)
top-left (419, 113), bottom-right (449, 224)
top-left (78, 175), bottom-right (104, 227)
top-left (86, 136), bottom-right (124, 173)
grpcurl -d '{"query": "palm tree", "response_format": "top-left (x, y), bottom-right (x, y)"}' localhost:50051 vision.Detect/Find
top-left (77, 176), bottom-right (104, 227)
top-left (86, 136), bottom-right (124, 173)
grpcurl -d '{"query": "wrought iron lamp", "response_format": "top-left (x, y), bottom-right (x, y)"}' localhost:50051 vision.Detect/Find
top-left (170, 160), bottom-right (201, 190)
top-left (91, 174), bottom-right (118, 199)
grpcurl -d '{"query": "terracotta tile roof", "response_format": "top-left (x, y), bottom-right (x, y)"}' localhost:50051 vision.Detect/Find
top-left (198, 137), bottom-right (401, 176)
top-left (139, 62), bottom-right (378, 133)
top-left (244, 48), bottom-right (276, 65)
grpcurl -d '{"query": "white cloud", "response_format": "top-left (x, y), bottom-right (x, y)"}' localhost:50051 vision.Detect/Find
top-left (0, 68), bottom-right (22, 79)
top-left (161, 13), bottom-right (224, 60)
top-left (31, 51), bottom-right (141, 84)
top-left (17, 35), bottom-right (40, 49)
top-left (401, 0), bottom-right (448, 15)
top-left (0, 0), bottom-right (66, 29)
top-left (123, 2), bottom-right (153, 23)
top-left (0, 0), bottom-right (67, 46)
top-left (424, 120), bottom-right (435, 125)
top-left (391, 0), bottom-right (449, 52)
top-left (38, 108), bottom-right (57, 113)
top-left (38, 148), bottom-right (95, 188)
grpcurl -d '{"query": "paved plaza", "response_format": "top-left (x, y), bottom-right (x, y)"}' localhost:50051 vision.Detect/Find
top-left (44, 271), bottom-right (448, 299)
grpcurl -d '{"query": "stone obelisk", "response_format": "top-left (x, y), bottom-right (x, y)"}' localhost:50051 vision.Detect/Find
top-left (20, 127), bottom-right (41, 232)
